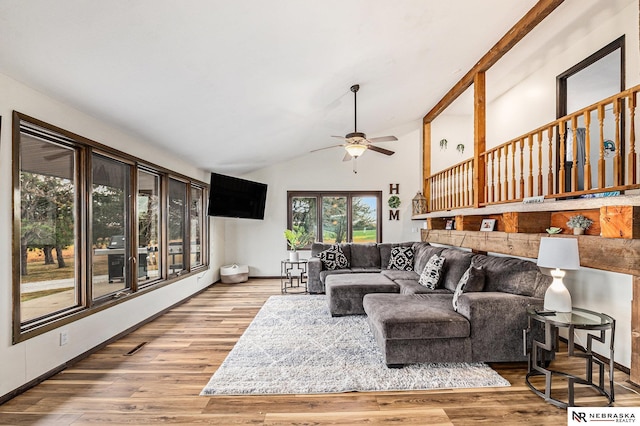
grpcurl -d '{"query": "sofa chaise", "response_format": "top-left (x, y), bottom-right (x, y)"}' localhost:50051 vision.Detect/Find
top-left (309, 241), bottom-right (552, 367)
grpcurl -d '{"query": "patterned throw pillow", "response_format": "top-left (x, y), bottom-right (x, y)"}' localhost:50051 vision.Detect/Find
top-left (418, 254), bottom-right (445, 289)
top-left (388, 246), bottom-right (414, 271)
top-left (452, 264), bottom-right (486, 311)
top-left (318, 245), bottom-right (349, 270)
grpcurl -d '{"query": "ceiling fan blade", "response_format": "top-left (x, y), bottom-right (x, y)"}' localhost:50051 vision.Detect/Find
top-left (367, 145), bottom-right (395, 156)
top-left (311, 144), bottom-right (344, 153)
top-left (342, 152), bottom-right (352, 162)
top-left (367, 135), bottom-right (398, 143)
top-left (331, 135), bottom-right (347, 139)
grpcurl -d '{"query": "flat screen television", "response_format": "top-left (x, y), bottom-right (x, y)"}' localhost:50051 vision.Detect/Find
top-left (207, 172), bottom-right (267, 220)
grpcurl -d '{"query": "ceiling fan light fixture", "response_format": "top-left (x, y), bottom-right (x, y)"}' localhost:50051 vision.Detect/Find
top-left (345, 143), bottom-right (367, 158)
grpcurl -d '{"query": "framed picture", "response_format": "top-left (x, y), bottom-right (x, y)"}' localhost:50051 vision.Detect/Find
top-left (480, 219), bottom-right (496, 231)
top-left (445, 219), bottom-right (455, 230)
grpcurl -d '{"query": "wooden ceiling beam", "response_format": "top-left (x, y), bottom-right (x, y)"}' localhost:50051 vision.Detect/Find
top-left (423, 0), bottom-right (565, 124)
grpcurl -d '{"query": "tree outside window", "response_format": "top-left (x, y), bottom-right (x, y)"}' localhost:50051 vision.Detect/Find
top-left (288, 192), bottom-right (381, 245)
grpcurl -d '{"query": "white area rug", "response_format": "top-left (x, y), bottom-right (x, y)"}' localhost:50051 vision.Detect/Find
top-left (201, 295), bottom-right (510, 395)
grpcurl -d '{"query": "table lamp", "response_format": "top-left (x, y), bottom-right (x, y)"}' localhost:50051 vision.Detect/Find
top-left (536, 237), bottom-right (580, 312)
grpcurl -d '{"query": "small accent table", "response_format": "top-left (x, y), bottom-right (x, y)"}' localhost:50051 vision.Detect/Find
top-left (525, 306), bottom-right (615, 408)
top-left (280, 259), bottom-right (308, 294)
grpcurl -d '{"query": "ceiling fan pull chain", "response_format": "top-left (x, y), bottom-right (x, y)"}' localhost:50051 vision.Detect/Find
top-left (353, 157), bottom-right (358, 174)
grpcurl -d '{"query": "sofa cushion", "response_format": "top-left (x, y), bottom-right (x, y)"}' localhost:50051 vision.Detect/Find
top-left (418, 254), bottom-right (445, 289)
top-left (388, 246), bottom-right (414, 270)
top-left (472, 253), bottom-right (541, 296)
top-left (379, 242), bottom-right (415, 270)
top-left (350, 267), bottom-right (382, 273)
top-left (350, 243), bottom-right (381, 268)
top-left (318, 244), bottom-right (349, 270)
top-left (452, 264), bottom-right (485, 311)
top-left (363, 293), bottom-right (469, 340)
top-left (394, 279), bottom-right (453, 295)
top-left (440, 248), bottom-right (475, 292)
top-left (319, 268), bottom-right (352, 284)
top-left (412, 243), bottom-right (446, 274)
top-left (326, 273), bottom-right (399, 316)
top-left (380, 269), bottom-right (419, 281)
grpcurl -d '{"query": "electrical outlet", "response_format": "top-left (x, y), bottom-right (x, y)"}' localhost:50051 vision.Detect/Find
top-left (59, 330), bottom-right (69, 346)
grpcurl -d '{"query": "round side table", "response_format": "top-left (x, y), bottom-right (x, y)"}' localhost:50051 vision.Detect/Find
top-left (525, 306), bottom-right (615, 408)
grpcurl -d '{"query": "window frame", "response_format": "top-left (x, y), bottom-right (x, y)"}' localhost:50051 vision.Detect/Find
top-left (136, 167), bottom-right (164, 289)
top-left (287, 191), bottom-right (382, 248)
top-left (12, 111), bottom-right (210, 343)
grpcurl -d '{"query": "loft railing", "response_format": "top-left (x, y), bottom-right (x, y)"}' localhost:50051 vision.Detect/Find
top-left (428, 158), bottom-right (474, 211)
top-left (425, 84), bottom-right (640, 212)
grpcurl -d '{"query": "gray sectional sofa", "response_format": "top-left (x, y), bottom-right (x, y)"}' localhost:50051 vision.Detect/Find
top-left (308, 241), bottom-right (552, 367)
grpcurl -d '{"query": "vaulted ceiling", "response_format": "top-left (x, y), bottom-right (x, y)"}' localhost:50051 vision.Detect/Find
top-left (0, 0), bottom-right (539, 175)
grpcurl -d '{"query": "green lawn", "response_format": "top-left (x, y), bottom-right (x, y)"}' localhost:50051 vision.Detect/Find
top-left (322, 229), bottom-right (377, 243)
top-left (352, 229), bottom-right (377, 243)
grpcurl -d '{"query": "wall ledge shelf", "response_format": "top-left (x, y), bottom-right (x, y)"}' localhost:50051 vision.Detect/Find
top-left (412, 192), bottom-right (640, 221)
top-left (421, 229), bottom-right (640, 277)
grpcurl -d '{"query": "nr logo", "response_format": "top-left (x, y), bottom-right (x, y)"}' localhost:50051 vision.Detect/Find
top-left (572, 411), bottom-right (587, 422)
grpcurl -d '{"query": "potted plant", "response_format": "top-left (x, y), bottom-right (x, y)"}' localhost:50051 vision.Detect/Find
top-left (566, 214), bottom-right (593, 235)
top-left (284, 227), bottom-right (312, 262)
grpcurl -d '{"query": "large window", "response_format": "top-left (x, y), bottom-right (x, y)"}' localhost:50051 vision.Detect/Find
top-left (17, 130), bottom-right (80, 324)
top-left (91, 154), bottom-right (131, 300)
top-left (168, 179), bottom-right (187, 276)
top-left (287, 191), bottom-right (382, 247)
top-left (138, 169), bottom-right (162, 284)
top-left (12, 112), bottom-right (209, 342)
top-left (190, 185), bottom-right (204, 268)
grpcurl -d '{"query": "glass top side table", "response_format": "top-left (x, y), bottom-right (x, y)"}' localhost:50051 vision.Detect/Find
top-left (525, 306), bottom-right (615, 409)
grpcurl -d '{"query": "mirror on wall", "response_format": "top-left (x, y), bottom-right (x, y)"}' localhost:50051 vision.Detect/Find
top-left (556, 36), bottom-right (625, 192)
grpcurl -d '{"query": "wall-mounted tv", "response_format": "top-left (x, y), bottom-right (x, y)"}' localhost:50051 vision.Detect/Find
top-left (207, 172), bottom-right (267, 220)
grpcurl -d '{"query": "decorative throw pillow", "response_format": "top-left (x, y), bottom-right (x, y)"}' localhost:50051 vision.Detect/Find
top-left (388, 246), bottom-right (414, 271)
top-left (418, 254), bottom-right (445, 289)
top-left (452, 264), bottom-right (486, 311)
top-left (318, 245), bottom-right (349, 270)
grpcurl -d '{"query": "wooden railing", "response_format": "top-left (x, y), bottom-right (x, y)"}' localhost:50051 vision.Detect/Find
top-left (427, 158), bottom-right (474, 211)
top-left (426, 84), bottom-right (640, 212)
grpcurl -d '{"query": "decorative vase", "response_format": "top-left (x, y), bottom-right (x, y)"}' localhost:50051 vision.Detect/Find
top-left (289, 251), bottom-right (299, 262)
top-left (573, 228), bottom-right (584, 235)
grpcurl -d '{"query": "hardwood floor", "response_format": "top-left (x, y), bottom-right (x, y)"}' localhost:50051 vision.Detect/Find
top-left (2, 278), bottom-right (639, 425)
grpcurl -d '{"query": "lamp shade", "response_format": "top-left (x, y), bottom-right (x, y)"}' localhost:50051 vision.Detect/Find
top-left (536, 237), bottom-right (580, 270)
top-left (345, 144), bottom-right (367, 157)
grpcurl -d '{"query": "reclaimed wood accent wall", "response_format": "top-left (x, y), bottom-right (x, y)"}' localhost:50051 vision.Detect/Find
top-left (421, 229), bottom-right (639, 276)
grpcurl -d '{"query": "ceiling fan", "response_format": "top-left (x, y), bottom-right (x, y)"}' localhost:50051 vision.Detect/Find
top-left (313, 84), bottom-right (398, 168)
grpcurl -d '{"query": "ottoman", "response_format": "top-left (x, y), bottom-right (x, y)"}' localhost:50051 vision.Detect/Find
top-left (363, 293), bottom-right (472, 367)
top-left (325, 273), bottom-right (399, 316)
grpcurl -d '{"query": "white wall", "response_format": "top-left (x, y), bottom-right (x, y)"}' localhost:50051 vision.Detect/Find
top-left (486, 0), bottom-right (639, 146)
top-left (430, 113), bottom-right (474, 173)
top-left (0, 72), bottom-right (223, 397)
top-left (223, 123), bottom-right (423, 276)
top-left (432, 0), bottom-right (638, 367)
top-left (430, 85), bottom-right (475, 174)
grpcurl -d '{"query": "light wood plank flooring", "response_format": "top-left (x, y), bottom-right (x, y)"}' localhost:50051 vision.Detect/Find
top-left (1, 278), bottom-right (639, 425)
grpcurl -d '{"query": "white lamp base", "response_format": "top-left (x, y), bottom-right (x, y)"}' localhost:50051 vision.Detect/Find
top-left (543, 268), bottom-right (572, 312)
